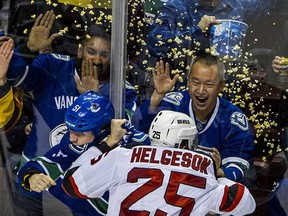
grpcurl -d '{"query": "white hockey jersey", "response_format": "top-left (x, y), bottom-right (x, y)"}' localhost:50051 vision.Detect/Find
top-left (63, 145), bottom-right (256, 216)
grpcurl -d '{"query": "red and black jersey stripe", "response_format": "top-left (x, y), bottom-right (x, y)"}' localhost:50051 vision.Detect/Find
top-left (219, 183), bottom-right (245, 212)
top-left (62, 167), bottom-right (88, 199)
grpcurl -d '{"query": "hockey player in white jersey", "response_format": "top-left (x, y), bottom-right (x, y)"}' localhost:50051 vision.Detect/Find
top-left (62, 110), bottom-right (256, 216)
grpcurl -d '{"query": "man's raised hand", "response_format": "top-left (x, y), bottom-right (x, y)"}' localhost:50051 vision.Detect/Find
top-left (150, 60), bottom-right (179, 109)
top-left (27, 10), bottom-right (62, 52)
top-left (152, 60), bottom-right (179, 95)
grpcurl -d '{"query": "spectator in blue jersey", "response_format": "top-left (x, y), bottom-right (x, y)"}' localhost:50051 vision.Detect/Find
top-left (147, 0), bottom-right (278, 61)
top-left (6, 10), bottom-right (138, 215)
top-left (17, 90), bottom-right (149, 216)
top-left (132, 52), bottom-right (254, 182)
top-left (133, 0), bottom-right (279, 99)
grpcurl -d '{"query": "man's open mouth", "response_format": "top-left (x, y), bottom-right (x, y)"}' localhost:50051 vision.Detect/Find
top-left (196, 96), bottom-right (208, 103)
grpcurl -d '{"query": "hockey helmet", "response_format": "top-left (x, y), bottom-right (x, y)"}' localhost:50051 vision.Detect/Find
top-left (149, 110), bottom-right (198, 149)
top-left (65, 91), bottom-right (115, 136)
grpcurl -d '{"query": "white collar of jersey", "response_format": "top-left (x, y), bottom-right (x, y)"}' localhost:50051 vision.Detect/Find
top-left (189, 97), bottom-right (220, 134)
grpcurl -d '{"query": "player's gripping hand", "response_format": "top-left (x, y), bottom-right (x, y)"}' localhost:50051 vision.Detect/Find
top-left (210, 148), bottom-right (221, 172)
top-left (28, 173), bottom-right (56, 193)
top-left (197, 146), bottom-right (222, 176)
top-left (120, 122), bottom-right (150, 146)
top-left (209, 148), bottom-right (226, 177)
top-left (105, 119), bottom-right (127, 148)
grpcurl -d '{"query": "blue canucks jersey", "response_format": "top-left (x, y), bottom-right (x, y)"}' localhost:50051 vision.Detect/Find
top-left (132, 91), bottom-right (254, 181)
top-left (7, 50), bottom-right (138, 161)
top-left (17, 126), bottom-right (150, 215)
top-left (17, 133), bottom-right (109, 216)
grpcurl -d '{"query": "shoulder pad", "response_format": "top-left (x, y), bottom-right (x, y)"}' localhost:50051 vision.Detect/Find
top-left (163, 92), bottom-right (183, 106)
top-left (51, 54), bottom-right (71, 61)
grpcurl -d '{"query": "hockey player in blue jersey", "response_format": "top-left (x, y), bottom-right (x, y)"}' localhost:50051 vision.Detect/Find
top-left (6, 11), bottom-right (138, 215)
top-left (18, 90), bottom-right (150, 215)
top-left (132, 52), bottom-right (254, 182)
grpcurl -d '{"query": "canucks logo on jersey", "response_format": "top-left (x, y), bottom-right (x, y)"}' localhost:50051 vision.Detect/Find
top-left (51, 54), bottom-right (71, 61)
top-left (163, 92), bottom-right (183, 106)
top-left (230, 112), bottom-right (249, 131)
top-left (49, 123), bottom-right (68, 147)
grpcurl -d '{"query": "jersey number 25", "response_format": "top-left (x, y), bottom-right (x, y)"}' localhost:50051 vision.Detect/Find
top-left (120, 167), bottom-right (207, 215)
